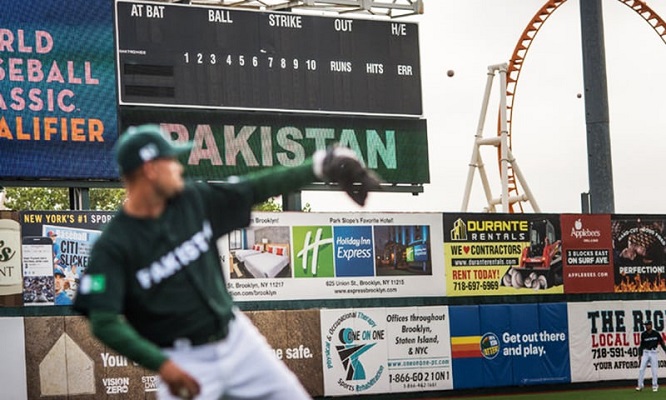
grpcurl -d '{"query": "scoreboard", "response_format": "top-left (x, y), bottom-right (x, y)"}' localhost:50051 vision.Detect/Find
top-left (115, 1), bottom-right (422, 116)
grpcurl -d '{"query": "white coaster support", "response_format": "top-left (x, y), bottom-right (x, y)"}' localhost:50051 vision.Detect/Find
top-left (461, 63), bottom-right (540, 213)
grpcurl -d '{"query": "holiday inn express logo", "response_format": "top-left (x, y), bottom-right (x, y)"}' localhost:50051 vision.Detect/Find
top-left (292, 226), bottom-right (334, 277)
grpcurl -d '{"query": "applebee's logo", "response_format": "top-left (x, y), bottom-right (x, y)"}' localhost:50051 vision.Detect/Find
top-left (570, 219), bottom-right (601, 239)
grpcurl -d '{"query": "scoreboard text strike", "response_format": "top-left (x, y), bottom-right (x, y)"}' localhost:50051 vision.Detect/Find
top-left (116, 1), bottom-right (422, 116)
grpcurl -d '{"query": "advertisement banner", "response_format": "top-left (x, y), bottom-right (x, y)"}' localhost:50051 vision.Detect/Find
top-left (223, 212), bottom-right (444, 300)
top-left (0, 317), bottom-right (28, 399)
top-left (120, 108), bottom-right (430, 184)
top-left (612, 215), bottom-right (666, 292)
top-left (22, 311), bottom-right (322, 399)
top-left (0, 0), bottom-right (118, 180)
top-left (568, 300), bottom-right (666, 382)
top-left (444, 213), bottom-right (563, 296)
top-left (20, 211), bottom-right (115, 305)
top-left (321, 306), bottom-right (452, 396)
top-left (561, 214), bottom-right (614, 293)
top-left (449, 303), bottom-right (570, 389)
top-left (246, 309), bottom-right (324, 397)
top-left (24, 316), bottom-right (157, 398)
top-left (0, 220), bottom-right (22, 295)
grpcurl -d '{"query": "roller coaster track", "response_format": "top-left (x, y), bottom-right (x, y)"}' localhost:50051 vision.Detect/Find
top-left (501, 0), bottom-right (666, 212)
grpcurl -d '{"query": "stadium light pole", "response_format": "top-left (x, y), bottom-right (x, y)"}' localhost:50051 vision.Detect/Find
top-left (579, 0), bottom-right (615, 213)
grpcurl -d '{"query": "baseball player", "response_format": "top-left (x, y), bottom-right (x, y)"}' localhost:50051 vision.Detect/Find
top-left (73, 124), bottom-right (381, 400)
top-left (636, 320), bottom-right (666, 392)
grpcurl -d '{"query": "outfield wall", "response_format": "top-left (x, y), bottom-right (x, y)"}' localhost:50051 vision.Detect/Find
top-left (1, 211), bottom-right (665, 399)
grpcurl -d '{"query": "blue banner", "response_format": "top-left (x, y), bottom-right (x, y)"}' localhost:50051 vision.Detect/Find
top-left (0, 0), bottom-right (118, 180)
top-left (450, 303), bottom-right (571, 389)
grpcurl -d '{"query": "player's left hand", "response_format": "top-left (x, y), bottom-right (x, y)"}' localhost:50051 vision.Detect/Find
top-left (314, 145), bottom-right (383, 206)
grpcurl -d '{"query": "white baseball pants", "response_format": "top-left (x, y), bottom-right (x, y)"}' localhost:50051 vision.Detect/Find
top-left (638, 349), bottom-right (659, 390)
top-left (158, 310), bottom-right (311, 400)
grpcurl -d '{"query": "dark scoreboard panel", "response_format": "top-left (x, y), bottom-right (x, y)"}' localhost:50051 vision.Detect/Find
top-left (115, 1), bottom-right (422, 116)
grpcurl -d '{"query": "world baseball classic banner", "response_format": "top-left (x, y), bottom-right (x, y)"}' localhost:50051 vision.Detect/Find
top-left (444, 213), bottom-right (563, 296)
top-left (321, 306), bottom-right (452, 396)
top-left (449, 303), bottom-right (570, 389)
top-left (1, 0), bottom-right (119, 180)
top-left (612, 215), bottom-right (666, 293)
top-left (561, 214), bottom-right (614, 293)
top-left (220, 212), bottom-right (444, 300)
top-left (568, 300), bottom-right (666, 382)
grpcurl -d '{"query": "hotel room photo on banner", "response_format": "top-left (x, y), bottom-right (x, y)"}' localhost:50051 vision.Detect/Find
top-left (444, 213), bottom-right (563, 296)
top-left (612, 215), bottom-right (666, 292)
top-left (228, 225), bottom-right (292, 280)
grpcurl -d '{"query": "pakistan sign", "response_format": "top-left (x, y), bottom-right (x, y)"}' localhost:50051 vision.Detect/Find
top-left (120, 108), bottom-right (429, 184)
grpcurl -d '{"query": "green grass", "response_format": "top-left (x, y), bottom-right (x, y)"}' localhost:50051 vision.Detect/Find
top-left (430, 386), bottom-right (653, 399)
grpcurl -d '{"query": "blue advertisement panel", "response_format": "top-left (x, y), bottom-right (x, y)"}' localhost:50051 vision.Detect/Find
top-left (450, 303), bottom-right (570, 389)
top-left (0, 0), bottom-right (118, 180)
top-left (449, 305), bottom-right (486, 389)
top-left (333, 225), bottom-right (375, 277)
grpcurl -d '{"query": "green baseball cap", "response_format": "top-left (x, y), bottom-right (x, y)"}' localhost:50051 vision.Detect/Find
top-left (114, 124), bottom-right (193, 175)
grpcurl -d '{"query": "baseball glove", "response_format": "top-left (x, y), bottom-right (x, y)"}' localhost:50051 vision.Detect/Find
top-left (314, 145), bottom-right (383, 206)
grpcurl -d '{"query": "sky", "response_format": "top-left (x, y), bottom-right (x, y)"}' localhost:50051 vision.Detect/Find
top-left (301, 0), bottom-right (666, 214)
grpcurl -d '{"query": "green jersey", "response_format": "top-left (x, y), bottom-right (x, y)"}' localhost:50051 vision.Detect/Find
top-left (74, 161), bottom-right (316, 350)
top-left (74, 181), bottom-right (250, 345)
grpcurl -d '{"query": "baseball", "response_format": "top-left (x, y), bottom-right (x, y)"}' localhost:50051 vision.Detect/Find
top-left (576, 93), bottom-right (582, 98)
top-left (447, 69), bottom-right (455, 77)
top-left (178, 388), bottom-right (191, 399)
